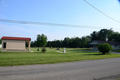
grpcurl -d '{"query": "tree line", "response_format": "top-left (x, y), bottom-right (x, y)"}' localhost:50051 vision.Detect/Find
top-left (29, 28), bottom-right (120, 48)
top-left (0, 39), bottom-right (1, 44)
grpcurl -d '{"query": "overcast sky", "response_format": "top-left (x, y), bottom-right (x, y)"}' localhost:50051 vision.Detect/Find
top-left (0, 0), bottom-right (120, 41)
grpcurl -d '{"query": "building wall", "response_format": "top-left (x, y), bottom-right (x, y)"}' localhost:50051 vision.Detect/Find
top-left (93, 45), bottom-right (99, 50)
top-left (2, 40), bottom-right (25, 50)
top-left (0, 44), bottom-right (2, 48)
top-left (111, 45), bottom-right (120, 49)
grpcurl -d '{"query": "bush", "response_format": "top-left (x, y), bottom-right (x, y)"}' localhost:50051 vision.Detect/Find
top-left (98, 43), bottom-right (113, 54)
top-left (41, 47), bottom-right (46, 53)
top-left (37, 48), bottom-right (39, 51)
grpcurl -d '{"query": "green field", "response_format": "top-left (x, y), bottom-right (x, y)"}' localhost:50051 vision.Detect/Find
top-left (0, 48), bottom-right (120, 66)
top-left (112, 49), bottom-right (120, 52)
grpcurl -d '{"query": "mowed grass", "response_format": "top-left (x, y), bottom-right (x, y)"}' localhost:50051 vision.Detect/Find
top-left (0, 48), bottom-right (120, 66)
top-left (112, 49), bottom-right (120, 52)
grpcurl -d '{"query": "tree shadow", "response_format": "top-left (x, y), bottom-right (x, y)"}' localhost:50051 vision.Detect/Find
top-left (69, 50), bottom-right (98, 53)
top-left (83, 53), bottom-right (104, 55)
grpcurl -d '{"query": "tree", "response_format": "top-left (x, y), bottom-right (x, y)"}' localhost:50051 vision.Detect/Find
top-left (31, 41), bottom-right (37, 47)
top-left (108, 32), bottom-right (120, 42)
top-left (44, 28), bottom-right (120, 48)
top-left (81, 36), bottom-right (88, 48)
top-left (63, 37), bottom-right (70, 48)
top-left (36, 34), bottom-right (47, 47)
top-left (98, 29), bottom-right (113, 41)
top-left (46, 41), bottom-right (51, 47)
top-left (91, 31), bottom-right (99, 41)
top-left (91, 29), bottom-right (113, 41)
top-left (0, 39), bottom-right (1, 44)
top-left (98, 43), bottom-right (113, 54)
top-left (74, 37), bottom-right (81, 48)
top-left (69, 38), bottom-right (76, 48)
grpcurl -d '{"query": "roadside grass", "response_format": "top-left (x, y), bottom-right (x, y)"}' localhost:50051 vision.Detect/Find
top-left (112, 49), bottom-right (120, 52)
top-left (0, 48), bottom-right (120, 66)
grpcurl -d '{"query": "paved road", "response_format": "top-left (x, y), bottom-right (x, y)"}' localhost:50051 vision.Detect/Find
top-left (111, 52), bottom-right (120, 54)
top-left (0, 58), bottom-right (120, 80)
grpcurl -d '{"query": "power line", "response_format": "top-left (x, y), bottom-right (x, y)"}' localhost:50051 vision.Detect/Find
top-left (84, 0), bottom-right (120, 23)
top-left (0, 19), bottom-right (112, 29)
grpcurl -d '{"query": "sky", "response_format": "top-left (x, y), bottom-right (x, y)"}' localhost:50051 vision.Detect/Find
top-left (0, 0), bottom-right (120, 41)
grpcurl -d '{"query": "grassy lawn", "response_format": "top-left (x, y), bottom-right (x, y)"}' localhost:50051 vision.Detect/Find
top-left (0, 48), bottom-right (120, 66)
top-left (112, 49), bottom-right (120, 52)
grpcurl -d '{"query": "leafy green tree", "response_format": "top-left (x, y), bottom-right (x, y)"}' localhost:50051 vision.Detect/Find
top-left (63, 37), bottom-right (70, 48)
top-left (98, 29), bottom-right (113, 41)
top-left (69, 38), bottom-right (76, 48)
top-left (45, 28), bottom-right (119, 48)
top-left (108, 32), bottom-right (120, 42)
top-left (91, 31), bottom-right (99, 41)
top-left (56, 40), bottom-right (61, 47)
top-left (91, 29), bottom-right (113, 41)
top-left (81, 36), bottom-right (88, 48)
top-left (46, 36), bottom-right (91, 48)
top-left (36, 34), bottom-right (47, 47)
top-left (47, 41), bottom-right (51, 47)
top-left (31, 41), bottom-right (37, 47)
top-left (0, 39), bottom-right (1, 44)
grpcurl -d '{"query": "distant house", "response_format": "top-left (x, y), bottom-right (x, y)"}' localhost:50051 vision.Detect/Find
top-left (1, 36), bottom-right (31, 52)
top-left (89, 41), bottom-right (120, 50)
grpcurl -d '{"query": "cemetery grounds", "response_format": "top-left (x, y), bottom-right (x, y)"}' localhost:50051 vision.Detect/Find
top-left (0, 48), bottom-right (120, 66)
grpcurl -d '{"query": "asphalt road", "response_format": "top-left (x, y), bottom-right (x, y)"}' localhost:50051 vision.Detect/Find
top-left (0, 58), bottom-right (120, 80)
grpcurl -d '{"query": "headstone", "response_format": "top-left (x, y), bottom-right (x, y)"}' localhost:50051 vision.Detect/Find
top-left (63, 48), bottom-right (66, 53)
top-left (57, 47), bottom-right (59, 50)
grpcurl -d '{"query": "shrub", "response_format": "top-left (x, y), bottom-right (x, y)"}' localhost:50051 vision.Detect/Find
top-left (98, 43), bottom-right (113, 54)
top-left (41, 47), bottom-right (46, 53)
top-left (37, 48), bottom-right (39, 51)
